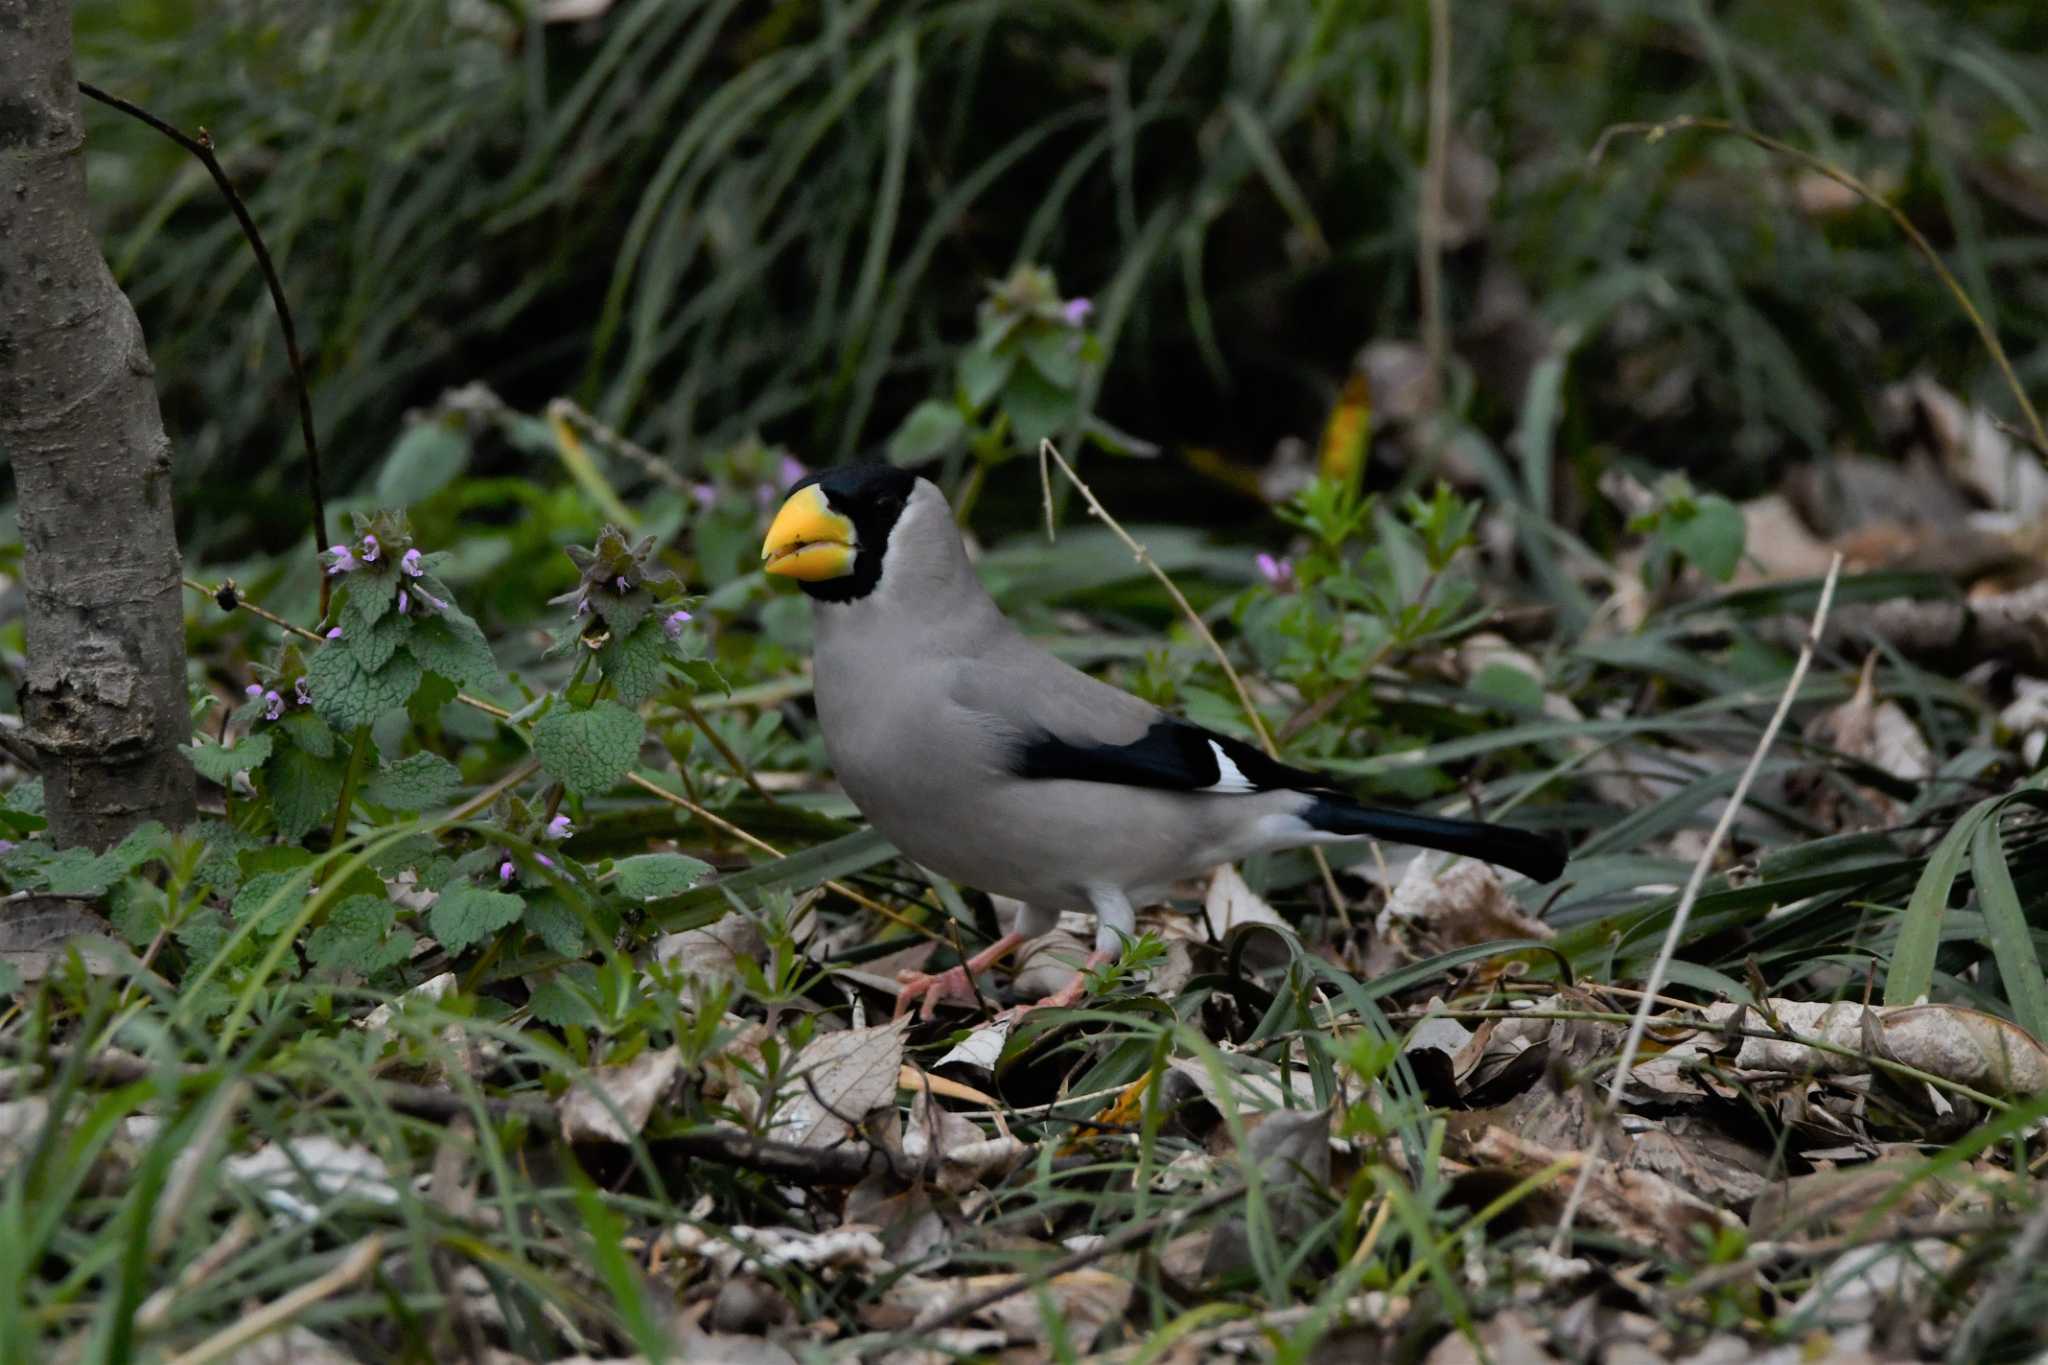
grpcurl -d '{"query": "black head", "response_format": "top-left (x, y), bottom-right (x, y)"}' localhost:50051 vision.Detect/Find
top-left (760, 464), bottom-right (918, 603)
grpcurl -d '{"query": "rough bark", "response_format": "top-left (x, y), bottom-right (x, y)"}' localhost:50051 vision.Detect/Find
top-left (0, 0), bottom-right (194, 848)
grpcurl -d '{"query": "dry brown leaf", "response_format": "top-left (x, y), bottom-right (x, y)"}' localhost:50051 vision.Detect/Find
top-left (1891, 374), bottom-right (2048, 521)
top-left (1999, 676), bottom-right (2048, 766)
top-left (1694, 999), bottom-right (2048, 1096)
top-left (223, 1136), bottom-right (400, 1223)
top-left (1371, 858), bottom-right (1552, 977)
top-left (1422, 1310), bottom-right (1564, 1365)
top-left (1879, 1004), bottom-right (2048, 1096)
top-left (558, 1046), bottom-right (681, 1145)
top-left (877, 1269), bottom-right (1134, 1356)
top-left (0, 899), bottom-right (122, 981)
top-left (661, 1222), bottom-right (889, 1279)
top-left (358, 971), bottom-right (456, 1040)
top-left (654, 915), bottom-right (765, 1008)
top-left (933, 1019), bottom-right (1011, 1072)
top-left (1466, 1126), bottom-right (1737, 1257)
top-left (902, 1090), bottom-right (1027, 1193)
top-left (1796, 657), bottom-right (1932, 826)
top-left (1737, 494), bottom-right (1838, 583)
top-left (1202, 863), bottom-right (1289, 940)
top-left (767, 1018), bottom-right (908, 1149)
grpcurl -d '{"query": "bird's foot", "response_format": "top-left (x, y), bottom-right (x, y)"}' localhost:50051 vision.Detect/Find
top-left (1000, 950), bottom-right (1113, 1022)
top-left (893, 964), bottom-right (984, 1021)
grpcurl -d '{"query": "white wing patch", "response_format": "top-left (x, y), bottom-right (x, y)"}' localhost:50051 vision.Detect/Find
top-left (1203, 740), bottom-right (1259, 793)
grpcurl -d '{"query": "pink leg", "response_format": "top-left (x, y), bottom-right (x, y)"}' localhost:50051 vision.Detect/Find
top-left (1004, 949), bottom-right (1114, 1020)
top-left (895, 930), bottom-right (1030, 1021)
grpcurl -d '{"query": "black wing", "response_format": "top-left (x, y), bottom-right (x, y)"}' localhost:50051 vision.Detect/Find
top-left (1011, 716), bottom-right (1329, 795)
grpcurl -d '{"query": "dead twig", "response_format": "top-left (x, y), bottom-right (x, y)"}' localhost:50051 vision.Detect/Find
top-left (1548, 552), bottom-right (1844, 1255)
top-left (1418, 0), bottom-right (1452, 387)
top-left (82, 85), bottom-right (329, 615)
top-left (163, 1234), bottom-right (382, 1365)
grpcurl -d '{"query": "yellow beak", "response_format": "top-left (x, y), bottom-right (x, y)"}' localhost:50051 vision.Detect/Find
top-left (761, 485), bottom-right (857, 580)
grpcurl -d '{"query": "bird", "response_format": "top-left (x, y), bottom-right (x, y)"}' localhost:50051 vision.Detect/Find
top-left (760, 464), bottom-right (1567, 1019)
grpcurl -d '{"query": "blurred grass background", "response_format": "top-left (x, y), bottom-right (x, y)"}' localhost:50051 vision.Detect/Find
top-left (69, 0), bottom-right (2048, 557)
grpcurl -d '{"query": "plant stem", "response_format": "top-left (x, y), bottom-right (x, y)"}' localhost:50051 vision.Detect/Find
top-left (327, 726), bottom-right (372, 861)
top-left (954, 460), bottom-right (989, 526)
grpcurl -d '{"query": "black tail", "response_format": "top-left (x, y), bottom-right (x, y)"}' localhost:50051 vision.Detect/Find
top-left (1304, 795), bottom-right (1568, 884)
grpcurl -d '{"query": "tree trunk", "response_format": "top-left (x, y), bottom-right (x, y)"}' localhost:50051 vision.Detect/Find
top-left (0, 0), bottom-right (195, 848)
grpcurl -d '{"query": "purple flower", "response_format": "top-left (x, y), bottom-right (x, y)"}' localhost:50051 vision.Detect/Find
top-left (1255, 552), bottom-right (1295, 592)
top-left (326, 627), bottom-right (343, 640)
top-left (615, 575), bottom-right (629, 594)
top-left (663, 608), bottom-right (692, 641)
top-left (691, 482), bottom-right (719, 509)
top-left (401, 548), bottom-right (423, 578)
top-left (780, 455), bottom-right (808, 489)
top-left (260, 690), bottom-right (284, 722)
top-left (325, 544), bottom-right (357, 575)
top-left (574, 597), bottom-right (591, 617)
top-left (498, 859), bottom-right (515, 882)
top-left (0, 841), bottom-right (14, 857)
top-left (414, 587), bottom-right (447, 614)
top-left (359, 534), bottom-right (380, 563)
top-left (544, 814), bottom-right (573, 841)
top-left (1062, 297), bottom-right (1094, 327)
top-left (246, 683), bottom-right (263, 700)
top-left (294, 676), bottom-right (311, 706)
top-left (536, 854), bottom-right (556, 871)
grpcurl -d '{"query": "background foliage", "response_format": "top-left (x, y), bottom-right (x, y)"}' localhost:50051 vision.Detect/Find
top-left (3, 0), bottom-right (2048, 1360)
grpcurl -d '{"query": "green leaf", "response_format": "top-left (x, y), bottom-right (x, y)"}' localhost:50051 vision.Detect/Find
top-left (1886, 799), bottom-right (1990, 1007)
top-left (597, 618), bottom-right (671, 706)
top-left (10, 823), bottom-right (169, 896)
top-left (308, 645), bottom-right (422, 733)
top-left (1020, 325), bottom-right (1081, 388)
top-left (532, 701), bottom-right (644, 798)
top-left (192, 820), bottom-right (263, 898)
top-left (1970, 817), bottom-right (2048, 1043)
top-left (529, 967), bottom-right (602, 1029)
top-left (343, 608), bottom-right (412, 674)
top-left (375, 421), bottom-right (470, 506)
top-left (612, 852), bottom-right (713, 902)
top-left (186, 733), bottom-right (274, 783)
top-left (262, 743), bottom-right (348, 842)
top-left (406, 603), bottom-right (499, 689)
top-left (0, 960), bottom-right (20, 997)
top-left (430, 882), bottom-right (526, 954)
top-left (280, 708), bottom-right (335, 759)
top-left (888, 400), bottom-right (968, 465)
top-left (523, 896), bottom-right (587, 958)
top-left (306, 895), bottom-right (412, 974)
top-left (1662, 494), bottom-right (1746, 582)
top-left (338, 577), bottom-right (397, 637)
top-left (958, 340), bottom-right (1013, 410)
top-left (232, 871), bottom-right (309, 939)
top-left (1000, 365), bottom-right (1076, 452)
top-left (363, 751), bottom-right (462, 811)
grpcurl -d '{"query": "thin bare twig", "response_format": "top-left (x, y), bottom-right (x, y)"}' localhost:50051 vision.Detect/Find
top-left (1038, 440), bottom-right (1354, 924)
top-left (1590, 116), bottom-right (2048, 455)
top-left (81, 84), bottom-right (330, 612)
top-left (1418, 0), bottom-right (1452, 387)
top-left (163, 1234), bottom-right (383, 1365)
top-left (1548, 553), bottom-right (1843, 1255)
top-left (678, 698), bottom-right (777, 804)
top-left (545, 397), bottom-right (689, 491)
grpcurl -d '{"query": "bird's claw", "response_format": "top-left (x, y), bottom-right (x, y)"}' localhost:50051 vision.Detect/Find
top-left (893, 964), bottom-right (981, 1021)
